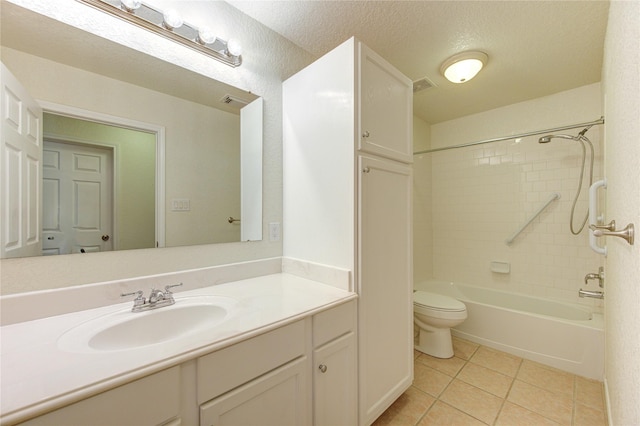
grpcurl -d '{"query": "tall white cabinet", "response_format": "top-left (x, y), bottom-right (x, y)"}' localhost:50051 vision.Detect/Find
top-left (283, 37), bottom-right (413, 426)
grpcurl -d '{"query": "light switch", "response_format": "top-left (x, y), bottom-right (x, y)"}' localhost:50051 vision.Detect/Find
top-left (171, 198), bottom-right (191, 211)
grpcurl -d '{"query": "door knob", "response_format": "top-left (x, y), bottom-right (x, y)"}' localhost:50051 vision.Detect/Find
top-left (102, 235), bottom-right (110, 241)
top-left (318, 364), bottom-right (327, 373)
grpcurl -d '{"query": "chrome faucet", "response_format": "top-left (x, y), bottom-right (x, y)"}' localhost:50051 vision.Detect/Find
top-left (121, 283), bottom-right (183, 312)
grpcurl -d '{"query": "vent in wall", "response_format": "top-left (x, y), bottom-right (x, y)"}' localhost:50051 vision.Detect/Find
top-left (219, 94), bottom-right (249, 108)
top-left (413, 77), bottom-right (437, 93)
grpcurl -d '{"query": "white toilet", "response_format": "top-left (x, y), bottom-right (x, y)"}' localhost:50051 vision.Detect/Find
top-left (413, 291), bottom-right (468, 358)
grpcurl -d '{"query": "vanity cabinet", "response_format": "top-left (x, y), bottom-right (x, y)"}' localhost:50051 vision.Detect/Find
top-left (11, 301), bottom-right (356, 426)
top-left (19, 366), bottom-right (181, 426)
top-left (283, 37), bottom-right (413, 425)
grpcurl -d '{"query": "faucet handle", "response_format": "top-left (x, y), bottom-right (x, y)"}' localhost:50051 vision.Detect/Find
top-left (164, 283), bottom-right (183, 294)
top-left (121, 290), bottom-right (146, 306)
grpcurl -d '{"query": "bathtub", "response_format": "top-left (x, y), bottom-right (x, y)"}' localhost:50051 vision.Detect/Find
top-left (415, 280), bottom-right (604, 380)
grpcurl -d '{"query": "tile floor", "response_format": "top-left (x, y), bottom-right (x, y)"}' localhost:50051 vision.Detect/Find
top-left (374, 337), bottom-right (607, 426)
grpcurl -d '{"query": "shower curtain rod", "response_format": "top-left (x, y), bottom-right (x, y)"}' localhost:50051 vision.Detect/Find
top-left (413, 116), bottom-right (605, 155)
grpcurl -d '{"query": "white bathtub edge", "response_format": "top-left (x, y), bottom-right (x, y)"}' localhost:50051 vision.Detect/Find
top-left (451, 328), bottom-right (604, 380)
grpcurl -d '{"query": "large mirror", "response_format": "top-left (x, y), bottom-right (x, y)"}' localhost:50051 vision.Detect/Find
top-left (0, 2), bottom-right (263, 259)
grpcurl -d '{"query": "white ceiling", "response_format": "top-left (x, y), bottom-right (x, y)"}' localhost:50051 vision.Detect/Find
top-left (226, 0), bottom-right (610, 124)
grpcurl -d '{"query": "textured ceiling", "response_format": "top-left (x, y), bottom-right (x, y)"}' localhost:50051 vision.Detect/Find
top-left (226, 0), bottom-right (610, 124)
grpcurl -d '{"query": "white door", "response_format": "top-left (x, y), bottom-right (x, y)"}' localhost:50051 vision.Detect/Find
top-left (0, 63), bottom-right (42, 258)
top-left (42, 141), bottom-right (113, 255)
top-left (358, 155), bottom-right (413, 425)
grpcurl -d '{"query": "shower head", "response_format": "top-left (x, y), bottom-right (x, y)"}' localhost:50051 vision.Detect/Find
top-left (538, 134), bottom-right (578, 143)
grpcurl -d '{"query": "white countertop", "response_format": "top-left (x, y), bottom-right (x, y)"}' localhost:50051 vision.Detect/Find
top-left (0, 273), bottom-right (356, 424)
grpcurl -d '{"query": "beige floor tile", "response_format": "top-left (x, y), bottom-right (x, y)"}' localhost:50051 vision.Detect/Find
top-left (574, 402), bottom-right (608, 426)
top-left (575, 376), bottom-right (605, 411)
top-left (507, 380), bottom-right (573, 425)
top-left (416, 354), bottom-right (466, 377)
top-left (417, 401), bottom-right (486, 426)
top-left (452, 337), bottom-right (479, 361)
top-left (470, 345), bottom-right (522, 377)
top-left (440, 379), bottom-right (503, 424)
top-left (495, 401), bottom-right (561, 426)
top-left (380, 343), bottom-right (608, 426)
top-left (517, 360), bottom-right (575, 397)
top-left (413, 361), bottom-right (453, 397)
top-left (457, 362), bottom-right (514, 398)
top-left (373, 386), bottom-right (436, 426)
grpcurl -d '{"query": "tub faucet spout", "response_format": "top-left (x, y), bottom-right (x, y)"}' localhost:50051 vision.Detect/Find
top-left (578, 289), bottom-right (604, 299)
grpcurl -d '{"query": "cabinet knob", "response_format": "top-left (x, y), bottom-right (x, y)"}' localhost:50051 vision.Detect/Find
top-left (318, 364), bottom-right (327, 373)
top-left (362, 131), bottom-right (370, 138)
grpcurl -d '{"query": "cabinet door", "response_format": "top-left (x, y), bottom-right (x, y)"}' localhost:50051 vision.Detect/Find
top-left (200, 357), bottom-right (310, 426)
top-left (20, 367), bottom-right (181, 426)
top-left (313, 332), bottom-right (357, 426)
top-left (358, 155), bottom-right (413, 425)
top-left (358, 44), bottom-right (413, 163)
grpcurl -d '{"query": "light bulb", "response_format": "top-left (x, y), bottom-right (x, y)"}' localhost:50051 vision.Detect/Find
top-left (444, 59), bottom-right (483, 83)
top-left (441, 51), bottom-right (488, 84)
top-left (197, 28), bottom-right (217, 45)
top-left (120, 0), bottom-right (141, 12)
top-left (162, 9), bottom-right (183, 30)
top-left (227, 38), bottom-right (242, 57)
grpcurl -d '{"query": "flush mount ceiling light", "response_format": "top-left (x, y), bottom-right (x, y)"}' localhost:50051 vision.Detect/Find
top-left (440, 51), bottom-right (488, 84)
top-left (77, 0), bottom-right (242, 68)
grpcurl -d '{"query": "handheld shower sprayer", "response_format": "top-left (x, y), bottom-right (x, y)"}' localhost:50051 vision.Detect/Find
top-left (537, 128), bottom-right (595, 235)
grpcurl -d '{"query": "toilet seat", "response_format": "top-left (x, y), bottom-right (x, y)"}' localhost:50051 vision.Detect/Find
top-left (413, 291), bottom-right (466, 312)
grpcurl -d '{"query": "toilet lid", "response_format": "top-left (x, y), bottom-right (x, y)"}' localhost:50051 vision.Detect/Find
top-left (414, 291), bottom-right (466, 312)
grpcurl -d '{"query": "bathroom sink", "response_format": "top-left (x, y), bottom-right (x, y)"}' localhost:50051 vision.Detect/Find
top-left (58, 296), bottom-right (237, 352)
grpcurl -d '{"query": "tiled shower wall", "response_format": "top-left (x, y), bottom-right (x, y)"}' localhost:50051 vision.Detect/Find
top-left (416, 83), bottom-right (605, 309)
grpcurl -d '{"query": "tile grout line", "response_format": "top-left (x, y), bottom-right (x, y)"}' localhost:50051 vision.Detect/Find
top-left (491, 356), bottom-right (523, 426)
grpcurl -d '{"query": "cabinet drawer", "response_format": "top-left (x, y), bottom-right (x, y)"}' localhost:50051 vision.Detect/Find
top-left (199, 356), bottom-right (309, 426)
top-left (197, 320), bottom-right (306, 404)
top-left (313, 300), bottom-right (356, 347)
top-left (20, 366), bottom-right (180, 426)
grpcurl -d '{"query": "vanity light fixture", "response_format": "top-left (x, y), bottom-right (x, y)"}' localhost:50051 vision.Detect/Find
top-left (161, 8), bottom-right (183, 31)
top-left (77, 0), bottom-right (243, 67)
top-left (440, 51), bottom-right (488, 84)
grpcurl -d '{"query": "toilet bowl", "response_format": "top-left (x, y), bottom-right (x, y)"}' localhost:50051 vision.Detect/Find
top-left (413, 291), bottom-right (467, 358)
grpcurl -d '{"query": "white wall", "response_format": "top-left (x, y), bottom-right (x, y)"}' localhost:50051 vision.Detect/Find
top-left (426, 84), bottom-right (604, 308)
top-left (0, 0), bottom-right (314, 294)
top-left (413, 116), bottom-right (432, 283)
top-left (602, 1), bottom-right (640, 424)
